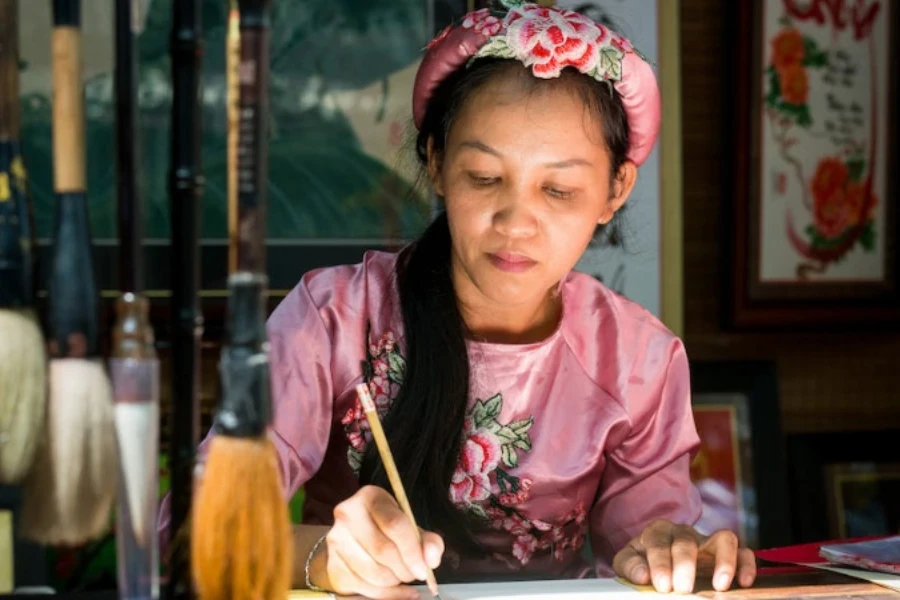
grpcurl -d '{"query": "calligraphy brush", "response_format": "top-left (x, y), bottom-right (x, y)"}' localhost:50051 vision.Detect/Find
top-left (109, 0), bottom-right (160, 595)
top-left (227, 0), bottom-right (239, 274)
top-left (0, 0), bottom-right (47, 485)
top-left (164, 0), bottom-right (205, 596)
top-left (190, 1), bottom-right (292, 598)
top-left (21, 0), bottom-right (117, 546)
top-left (356, 384), bottom-right (443, 599)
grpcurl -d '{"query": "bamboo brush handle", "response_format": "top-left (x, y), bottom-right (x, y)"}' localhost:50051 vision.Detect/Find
top-left (0, 0), bottom-right (20, 139)
top-left (235, 0), bottom-right (272, 274)
top-left (115, 0), bottom-right (143, 294)
top-left (227, 4), bottom-right (240, 274)
top-left (51, 2), bottom-right (85, 193)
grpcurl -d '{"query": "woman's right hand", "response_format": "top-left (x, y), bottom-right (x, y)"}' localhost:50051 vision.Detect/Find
top-left (308, 485), bottom-right (445, 600)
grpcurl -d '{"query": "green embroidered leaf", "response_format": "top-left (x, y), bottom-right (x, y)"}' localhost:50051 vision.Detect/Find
top-left (468, 503), bottom-right (488, 520)
top-left (765, 66), bottom-right (782, 107)
top-left (513, 437), bottom-right (532, 451)
top-left (347, 449), bottom-right (362, 473)
top-left (496, 426), bottom-right (518, 443)
top-left (472, 37), bottom-right (517, 63)
top-left (387, 352), bottom-right (406, 384)
top-left (509, 418), bottom-right (534, 436)
top-left (473, 394), bottom-right (503, 428)
top-left (795, 105), bottom-right (812, 127)
top-left (859, 220), bottom-right (876, 252)
top-left (597, 47), bottom-right (623, 81)
top-left (847, 158), bottom-right (866, 182)
top-left (486, 420), bottom-right (502, 434)
top-left (802, 37), bottom-right (828, 67)
top-left (775, 100), bottom-right (812, 127)
top-left (501, 444), bottom-right (518, 468)
top-left (483, 394), bottom-right (503, 419)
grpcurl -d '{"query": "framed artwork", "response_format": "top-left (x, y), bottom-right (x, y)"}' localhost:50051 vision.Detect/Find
top-left (688, 360), bottom-right (792, 549)
top-left (729, 0), bottom-right (900, 328)
top-left (824, 462), bottom-right (900, 539)
top-left (18, 0), bottom-right (467, 309)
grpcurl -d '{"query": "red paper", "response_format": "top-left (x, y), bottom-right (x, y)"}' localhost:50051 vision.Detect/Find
top-left (819, 536), bottom-right (900, 575)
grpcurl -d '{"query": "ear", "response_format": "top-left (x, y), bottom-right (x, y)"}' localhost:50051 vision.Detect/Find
top-left (426, 136), bottom-right (445, 197)
top-left (598, 160), bottom-right (637, 225)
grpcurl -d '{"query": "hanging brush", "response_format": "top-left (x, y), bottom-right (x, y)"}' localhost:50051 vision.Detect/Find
top-left (110, 0), bottom-right (160, 597)
top-left (190, 1), bottom-right (292, 598)
top-left (0, 0), bottom-right (47, 485)
top-left (164, 0), bottom-right (205, 597)
top-left (20, 0), bottom-right (117, 546)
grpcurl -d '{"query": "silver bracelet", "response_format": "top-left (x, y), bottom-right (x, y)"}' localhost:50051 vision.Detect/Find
top-left (305, 533), bottom-right (329, 593)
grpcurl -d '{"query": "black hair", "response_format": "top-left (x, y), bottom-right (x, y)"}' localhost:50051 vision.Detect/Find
top-left (358, 57), bottom-right (631, 559)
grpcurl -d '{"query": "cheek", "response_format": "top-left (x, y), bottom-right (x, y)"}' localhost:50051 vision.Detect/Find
top-left (545, 215), bottom-right (597, 262)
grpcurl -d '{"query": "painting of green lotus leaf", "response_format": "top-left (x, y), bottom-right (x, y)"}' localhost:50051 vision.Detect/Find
top-left (18, 0), bottom-right (433, 243)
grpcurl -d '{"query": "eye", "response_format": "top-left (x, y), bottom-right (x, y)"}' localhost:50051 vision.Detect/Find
top-left (544, 185), bottom-right (573, 200)
top-left (467, 172), bottom-right (500, 188)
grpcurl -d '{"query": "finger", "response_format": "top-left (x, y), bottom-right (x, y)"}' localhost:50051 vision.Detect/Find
top-left (612, 543), bottom-right (651, 585)
top-left (670, 526), bottom-right (699, 594)
top-left (421, 530), bottom-right (445, 570)
top-left (334, 492), bottom-right (417, 583)
top-left (704, 530), bottom-right (740, 591)
top-left (369, 493), bottom-right (434, 582)
top-left (737, 547), bottom-right (757, 588)
top-left (328, 549), bottom-right (419, 600)
top-left (329, 526), bottom-right (402, 588)
top-left (642, 523), bottom-right (675, 593)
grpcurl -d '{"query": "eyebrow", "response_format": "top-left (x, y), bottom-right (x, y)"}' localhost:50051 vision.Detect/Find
top-left (457, 139), bottom-right (592, 168)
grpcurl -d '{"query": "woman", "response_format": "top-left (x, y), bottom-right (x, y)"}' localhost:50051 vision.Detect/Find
top-left (161, 2), bottom-right (757, 598)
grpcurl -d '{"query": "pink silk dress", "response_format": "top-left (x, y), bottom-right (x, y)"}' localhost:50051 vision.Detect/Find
top-left (158, 250), bottom-right (702, 581)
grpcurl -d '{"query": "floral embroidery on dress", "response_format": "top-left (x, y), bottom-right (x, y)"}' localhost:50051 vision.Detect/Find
top-left (341, 326), bottom-right (406, 473)
top-left (342, 327), bottom-right (587, 566)
top-left (451, 393), bottom-right (587, 566)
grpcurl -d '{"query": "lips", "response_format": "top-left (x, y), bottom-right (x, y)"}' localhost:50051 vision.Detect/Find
top-left (487, 251), bottom-right (537, 273)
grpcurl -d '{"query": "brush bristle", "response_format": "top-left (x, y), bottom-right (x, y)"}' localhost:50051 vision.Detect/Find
top-left (20, 358), bottom-right (117, 545)
top-left (191, 436), bottom-right (292, 600)
top-left (0, 308), bottom-right (47, 484)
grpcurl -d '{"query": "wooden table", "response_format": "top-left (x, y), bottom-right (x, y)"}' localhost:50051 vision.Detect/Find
top-left (683, 570), bottom-right (896, 599)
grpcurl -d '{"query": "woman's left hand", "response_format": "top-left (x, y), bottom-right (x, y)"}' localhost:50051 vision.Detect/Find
top-left (612, 520), bottom-right (757, 594)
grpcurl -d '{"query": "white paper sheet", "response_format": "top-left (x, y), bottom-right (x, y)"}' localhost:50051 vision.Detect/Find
top-left (409, 578), bottom-right (656, 600)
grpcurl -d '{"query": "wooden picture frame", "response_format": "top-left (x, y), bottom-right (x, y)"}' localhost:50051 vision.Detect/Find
top-left (729, 0), bottom-right (900, 329)
top-left (824, 462), bottom-right (900, 539)
top-left (688, 360), bottom-right (792, 549)
top-left (786, 430), bottom-right (900, 543)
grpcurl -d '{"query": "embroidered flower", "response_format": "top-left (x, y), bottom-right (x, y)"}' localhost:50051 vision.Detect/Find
top-left (463, 8), bottom-right (503, 37)
top-left (344, 326), bottom-right (407, 473)
top-left (450, 419), bottom-right (502, 505)
top-left (777, 63), bottom-right (808, 106)
top-left (504, 6), bottom-right (604, 77)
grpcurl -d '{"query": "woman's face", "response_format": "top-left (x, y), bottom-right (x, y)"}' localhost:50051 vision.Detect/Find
top-left (429, 76), bottom-right (636, 312)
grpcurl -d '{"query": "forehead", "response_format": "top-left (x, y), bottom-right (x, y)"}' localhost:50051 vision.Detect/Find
top-left (447, 73), bottom-right (608, 156)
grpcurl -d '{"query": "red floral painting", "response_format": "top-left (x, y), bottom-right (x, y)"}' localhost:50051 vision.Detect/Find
top-left (759, 0), bottom-right (888, 281)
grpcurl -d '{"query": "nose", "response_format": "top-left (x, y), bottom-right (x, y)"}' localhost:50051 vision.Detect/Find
top-left (493, 193), bottom-right (538, 239)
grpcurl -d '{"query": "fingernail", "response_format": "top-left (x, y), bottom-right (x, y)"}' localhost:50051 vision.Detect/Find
top-left (633, 566), bottom-right (648, 582)
top-left (425, 544), bottom-right (443, 569)
top-left (715, 573), bottom-right (731, 590)
top-left (413, 565), bottom-right (429, 581)
top-left (654, 574), bottom-right (671, 593)
top-left (740, 573), bottom-right (754, 587)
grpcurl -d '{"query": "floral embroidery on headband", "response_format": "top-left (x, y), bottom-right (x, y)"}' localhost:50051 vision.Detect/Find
top-left (343, 323), bottom-right (587, 566)
top-left (469, 3), bottom-right (634, 81)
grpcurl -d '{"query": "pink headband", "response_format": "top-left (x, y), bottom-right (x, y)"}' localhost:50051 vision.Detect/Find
top-left (412, 1), bottom-right (661, 167)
